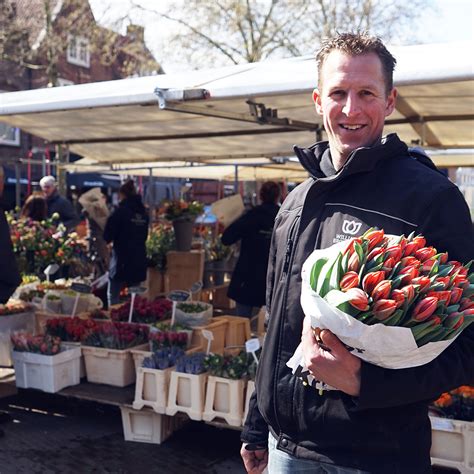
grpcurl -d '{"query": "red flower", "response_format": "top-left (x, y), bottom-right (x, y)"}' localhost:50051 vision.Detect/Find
top-left (346, 288), bottom-right (370, 311)
top-left (411, 296), bottom-right (438, 322)
top-left (372, 299), bottom-right (397, 321)
top-left (340, 271), bottom-right (359, 291)
top-left (412, 276), bottom-right (431, 292)
top-left (427, 291), bottom-right (451, 306)
top-left (415, 247), bottom-right (437, 262)
top-left (371, 280), bottom-right (392, 301)
top-left (384, 245), bottom-right (403, 263)
top-left (362, 271), bottom-right (385, 294)
top-left (365, 229), bottom-right (385, 251)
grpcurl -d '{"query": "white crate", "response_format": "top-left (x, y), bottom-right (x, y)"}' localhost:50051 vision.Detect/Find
top-left (133, 366), bottom-right (174, 414)
top-left (120, 406), bottom-right (186, 444)
top-left (0, 311), bottom-right (35, 366)
top-left (62, 342), bottom-right (86, 379)
top-left (12, 344), bottom-right (81, 393)
top-left (430, 416), bottom-right (474, 473)
top-left (82, 343), bottom-right (148, 387)
top-left (166, 371), bottom-right (207, 421)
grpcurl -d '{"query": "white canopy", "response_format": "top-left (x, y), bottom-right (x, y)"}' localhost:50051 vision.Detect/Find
top-left (0, 41), bottom-right (473, 180)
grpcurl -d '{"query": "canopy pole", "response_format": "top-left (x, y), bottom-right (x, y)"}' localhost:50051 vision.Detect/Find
top-left (56, 144), bottom-right (68, 196)
top-left (234, 165), bottom-right (239, 193)
top-left (15, 162), bottom-right (21, 209)
top-left (148, 168), bottom-right (153, 228)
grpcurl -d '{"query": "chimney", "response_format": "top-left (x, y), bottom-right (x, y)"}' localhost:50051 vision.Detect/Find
top-left (126, 24), bottom-right (145, 43)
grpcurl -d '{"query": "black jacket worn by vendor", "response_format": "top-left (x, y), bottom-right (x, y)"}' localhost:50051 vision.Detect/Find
top-left (221, 202), bottom-right (279, 307)
top-left (241, 134), bottom-right (474, 473)
top-left (104, 195), bottom-right (149, 284)
top-left (0, 206), bottom-right (21, 303)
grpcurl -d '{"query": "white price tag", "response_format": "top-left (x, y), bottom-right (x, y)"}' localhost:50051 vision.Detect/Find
top-left (44, 264), bottom-right (59, 281)
top-left (430, 417), bottom-right (455, 432)
top-left (245, 338), bottom-right (261, 353)
top-left (202, 329), bottom-right (214, 355)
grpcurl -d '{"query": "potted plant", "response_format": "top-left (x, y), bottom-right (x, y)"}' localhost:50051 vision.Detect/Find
top-left (10, 332), bottom-right (81, 393)
top-left (207, 234), bottom-right (233, 286)
top-left (202, 351), bottom-right (250, 426)
top-left (159, 199), bottom-right (204, 251)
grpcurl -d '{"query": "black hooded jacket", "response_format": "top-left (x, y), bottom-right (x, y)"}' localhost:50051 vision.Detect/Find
top-left (0, 207), bottom-right (21, 303)
top-left (241, 134), bottom-right (474, 473)
top-left (222, 202), bottom-right (279, 307)
top-left (104, 195), bottom-right (149, 284)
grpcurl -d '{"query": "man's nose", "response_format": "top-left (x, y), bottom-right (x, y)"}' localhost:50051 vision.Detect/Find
top-left (342, 92), bottom-right (360, 116)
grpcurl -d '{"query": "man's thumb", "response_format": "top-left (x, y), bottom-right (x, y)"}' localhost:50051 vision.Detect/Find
top-left (320, 329), bottom-right (345, 353)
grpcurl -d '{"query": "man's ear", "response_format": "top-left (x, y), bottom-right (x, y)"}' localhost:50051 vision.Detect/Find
top-left (312, 88), bottom-right (323, 115)
top-left (385, 87), bottom-right (397, 117)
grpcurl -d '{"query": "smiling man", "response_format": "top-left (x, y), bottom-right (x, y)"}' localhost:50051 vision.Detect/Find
top-left (240, 33), bottom-right (474, 474)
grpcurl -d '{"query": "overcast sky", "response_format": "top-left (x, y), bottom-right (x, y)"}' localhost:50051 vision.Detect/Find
top-left (89, 0), bottom-right (473, 73)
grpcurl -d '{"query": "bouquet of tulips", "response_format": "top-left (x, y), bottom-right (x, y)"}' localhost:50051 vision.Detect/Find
top-left (288, 229), bottom-right (474, 390)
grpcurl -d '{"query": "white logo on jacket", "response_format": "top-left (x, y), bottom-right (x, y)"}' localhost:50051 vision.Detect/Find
top-left (342, 219), bottom-right (362, 235)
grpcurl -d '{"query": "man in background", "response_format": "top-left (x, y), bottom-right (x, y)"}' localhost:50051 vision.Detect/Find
top-left (39, 175), bottom-right (79, 232)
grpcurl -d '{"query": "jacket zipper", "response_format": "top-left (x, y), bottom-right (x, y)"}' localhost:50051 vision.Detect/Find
top-left (273, 213), bottom-right (300, 433)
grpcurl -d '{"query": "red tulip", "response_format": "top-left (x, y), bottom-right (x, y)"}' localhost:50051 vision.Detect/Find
top-left (412, 276), bottom-right (431, 292)
top-left (371, 280), bottom-right (392, 301)
top-left (399, 265), bottom-right (419, 285)
top-left (365, 229), bottom-right (385, 251)
top-left (403, 241), bottom-right (419, 257)
top-left (384, 245), bottom-right (403, 263)
top-left (372, 299), bottom-right (398, 321)
top-left (391, 289), bottom-right (406, 308)
top-left (427, 290), bottom-right (451, 306)
top-left (438, 253), bottom-right (449, 264)
top-left (400, 256), bottom-right (420, 269)
top-left (346, 288), bottom-right (370, 311)
top-left (344, 237), bottom-right (363, 256)
top-left (362, 271), bottom-right (385, 294)
top-left (459, 298), bottom-right (474, 311)
top-left (411, 296), bottom-right (438, 322)
top-left (383, 257), bottom-right (396, 271)
top-left (401, 284), bottom-right (416, 305)
top-left (367, 246), bottom-right (385, 262)
top-left (347, 252), bottom-right (360, 273)
top-left (415, 247), bottom-right (437, 262)
top-left (450, 287), bottom-right (463, 305)
top-left (444, 312), bottom-right (464, 330)
top-left (412, 236), bottom-right (426, 250)
top-left (421, 258), bottom-right (438, 274)
top-left (435, 276), bottom-right (451, 290)
top-left (340, 271), bottom-right (359, 291)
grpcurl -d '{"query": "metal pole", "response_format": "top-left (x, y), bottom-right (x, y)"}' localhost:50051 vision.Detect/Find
top-left (234, 165), bottom-right (239, 193)
top-left (15, 162), bottom-right (21, 209)
top-left (56, 144), bottom-right (67, 196)
top-left (148, 168), bottom-right (153, 227)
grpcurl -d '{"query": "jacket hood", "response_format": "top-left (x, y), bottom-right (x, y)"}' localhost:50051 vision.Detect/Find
top-left (120, 194), bottom-right (145, 213)
top-left (293, 133), bottom-right (438, 179)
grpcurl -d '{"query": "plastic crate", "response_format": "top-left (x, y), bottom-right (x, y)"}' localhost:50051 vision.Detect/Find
top-left (12, 344), bottom-right (81, 393)
top-left (430, 416), bottom-right (474, 473)
top-left (82, 343), bottom-right (148, 387)
top-left (166, 371), bottom-right (207, 421)
top-left (133, 366), bottom-right (174, 414)
top-left (120, 406), bottom-right (187, 444)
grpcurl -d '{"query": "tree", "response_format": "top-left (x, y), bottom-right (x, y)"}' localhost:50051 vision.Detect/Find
top-left (130, 0), bottom-right (432, 70)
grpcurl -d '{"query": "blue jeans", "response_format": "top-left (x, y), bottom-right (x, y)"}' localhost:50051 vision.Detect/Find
top-left (235, 303), bottom-right (260, 318)
top-left (268, 434), bottom-right (368, 473)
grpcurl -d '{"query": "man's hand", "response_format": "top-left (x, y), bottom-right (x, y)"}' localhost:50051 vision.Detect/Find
top-left (240, 443), bottom-right (268, 474)
top-left (301, 316), bottom-right (361, 396)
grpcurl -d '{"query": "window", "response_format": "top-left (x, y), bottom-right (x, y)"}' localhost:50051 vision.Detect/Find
top-left (0, 91), bottom-right (20, 146)
top-left (67, 34), bottom-right (90, 68)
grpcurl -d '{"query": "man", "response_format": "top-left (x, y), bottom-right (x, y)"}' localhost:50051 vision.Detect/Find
top-left (0, 165), bottom-right (21, 438)
top-left (39, 175), bottom-right (79, 231)
top-left (241, 33), bottom-right (474, 474)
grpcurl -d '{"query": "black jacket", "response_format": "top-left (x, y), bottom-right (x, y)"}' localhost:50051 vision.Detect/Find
top-left (222, 202), bottom-right (279, 306)
top-left (46, 191), bottom-right (80, 231)
top-left (241, 134), bottom-right (474, 473)
top-left (0, 207), bottom-right (21, 303)
top-left (104, 195), bottom-right (149, 284)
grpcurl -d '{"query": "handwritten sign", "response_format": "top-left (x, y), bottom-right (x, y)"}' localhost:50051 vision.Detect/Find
top-left (245, 338), bottom-right (261, 364)
top-left (44, 264), bottom-right (59, 282)
top-left (167, 290), bottom-right (191, 302)
top-left (202, 329), bottom-right (214, 354)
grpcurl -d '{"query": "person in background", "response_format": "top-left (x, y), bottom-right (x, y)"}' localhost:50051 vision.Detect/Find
top-left (221, 181), bottom-right (280, 319)
top-left (104, 180), bottom-right (149, 307)
top-left (0, 165), bottom-right (21, 438)
top-left (39, 175), bottom-right (79, 231)
top-left (20, 193), bottom-right (48, 222)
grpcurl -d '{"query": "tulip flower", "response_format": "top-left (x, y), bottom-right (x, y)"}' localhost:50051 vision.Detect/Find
top-left (362, 270), bottom-right (385, 294)
top-left (449, 287), bottom-right (463, 305)
top-left (400, 256), bottom-right (420, 269)
top-left (372, 299), bottom-right (398, 321)
top-left (444, 312), bottom-right (464, 330)
top-left (347, 252), bottom-right (361, 273)
top-left (367, 246), bottom-right (385, 262)
top-left (426, 290), bottom-right (451, 306)
top-left (401, 284), bottom-right (417, 305)
top-left (340, 271), bottom-right (360, 291)
top-left (383, 257), bottom-right (397, 272)
top-left (371, 280), bottom-right (392, 301)
top-left (345, 288), bottom-right (370, 312)
top-left (415, 247), bottom-right (437, 262)
top-left (344, 237), bottom-right (363, 256)
top-left (391, 289), bottom-right (406, 309)
top-left (364, 229), bottom-right (385, 251)
top-left (384, 245), bottom-right (403, 263)
top-left (411, 296), bottom-right (438, 322)
top-left (412, 236), bottom-right (426, 250)
top-left (412, 276), bottom-right (431, 293)
top-left (459, 298), bottom-right (474, 311)
top-left (434, 276), bottom-right (451, 290)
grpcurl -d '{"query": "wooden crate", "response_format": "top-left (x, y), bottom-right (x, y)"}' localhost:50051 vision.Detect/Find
top-left (145, 268), bottom-right (168, 301)
top-left (166, 250), bottom-right (205, 293)
top-left (213, 316), bottom-right (251, 348)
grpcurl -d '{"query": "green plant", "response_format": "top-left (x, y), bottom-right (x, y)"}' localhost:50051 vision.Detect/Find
top-left (146, 225), bottom-right (175, 271)
top-left (203, 350), bottom-right (252, 380)
top-left (160, 199), bottom-right (204, 222)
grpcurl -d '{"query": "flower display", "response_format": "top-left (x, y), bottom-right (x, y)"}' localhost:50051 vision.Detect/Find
top-left (203, 351), bottom-right (255, 380)
top-left (159, 199), bottom-right (204, 222)
top-left (149, 329), bottom-right (189, 351)
top-left (432, 385), bottom-right (474, 421)
top-left (142, 347), bottom-right (185, 370)
top-left (0, 300), bottom-right (32, 316)
top-left (81, 321), bottom-right (149, 350)
top-left (204, 233), bottom-right (233, 262)
top-left (46, 317), bottom-right (98, 342)
top-left (146, 224), bottom-right (175, 271)
top-left (110, 296), bottom-right (172, 324)
top-left (175, 352), bottom-right (207, 375)
top-left (11, 332), bottom-right (61, 355)
top-left (308, 229), bottom-right (473, 346)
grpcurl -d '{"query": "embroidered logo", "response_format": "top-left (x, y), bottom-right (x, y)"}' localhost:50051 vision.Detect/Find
top-left (342, 219), bottom-right (362, 235)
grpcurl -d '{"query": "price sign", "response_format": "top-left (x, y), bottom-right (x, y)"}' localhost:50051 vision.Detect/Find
top-left (245, 338), bottom-right (261, 364)
top-left (43, 264), bottom-right (59, 282)
top-left (167, 290), bottom-right (191, 302)
top-left (71, 283), bottom-right (92, 294)
top-left (189, 281), bottom-right (203, 298)
top-left (202, 329), bottom-right (214, 354)
top-left (129, 286), bottom-right (147, 295)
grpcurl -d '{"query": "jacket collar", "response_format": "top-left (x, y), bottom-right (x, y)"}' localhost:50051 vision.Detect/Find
top-left (294, 133), bottom-right (408, 180)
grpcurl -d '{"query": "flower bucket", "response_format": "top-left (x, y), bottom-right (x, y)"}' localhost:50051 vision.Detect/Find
top-left (172, 218), bottom-right (194, 252)
top-left (212, 260), bottom-right (226, 286)
top-left (203, 262), bottom-right (214, 289)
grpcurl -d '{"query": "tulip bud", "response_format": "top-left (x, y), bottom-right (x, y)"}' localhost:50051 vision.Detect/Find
top-left (364, 229), bottom-right (385, 251)
top-left (426, 290), bottom-right (451, 306)
top-left (444, 312), bottom-right (464, 330)
top-left (346, 288), bottom-right (369, 312)
top-left (412, 276), bottom-right (431, 292)
top-left (412, 236), bottom-right (426, 250)
top-left (362, 270), bottom-right (385, 294)
top-left (371, 280), bottom-right (392, 301)
top-left (344, 237), bottom-right (363, 256)
top-left (415, 247), bottom-right (437, 262)
top-left (372, 299), bottom-right (398, 321)
top-left (347, 252), bottom-right (360, 273)
top-left (401, 284), bottom-right (416, 305)
top-left (434, 276), bottom-right (451, 290)
top-left (398, 266), bottom-right (419, 286)
top-left (391, 289), bottom-right (406, 308)
top-left (411, 296), bottom-right (438, 322)
top-left (403, 241), bottom-right (418, 257)
top-left (340, 271), bottom-right (359, 291)
top-left (438, 253), bottom-right (449, 265)
top-left (366, 247), bottom-right (385, 263)
top-left (459, 298), bottom-right (474, 311)
top-left (421, 258), bottom-right (438, 274)
top-left (449, 287), bottom-right (463, 305)
top-left (383, 257), bottom-right (396, 272)
top-left (384, 245), bottom-right (403, 263)
top-left (400, 256), bottom-right (420, 269)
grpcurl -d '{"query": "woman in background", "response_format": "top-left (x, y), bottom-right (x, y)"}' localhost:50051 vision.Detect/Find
top-left (104, 180), bottom-right (149, 307)
top-left (20, 193), bottom-right (48, 222)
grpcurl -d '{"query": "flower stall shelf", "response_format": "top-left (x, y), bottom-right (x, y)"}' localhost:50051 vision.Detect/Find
top-left (191, 318), bottom-right (228, 355)
top-left (0, 302), bottom-right (35, 366)
top-left (166, 353), bottom-right (207, 421)
top-left (120, 406), bottom-right (187, 445)
top-left (213, 315), bottom-right (251, 348)
top-left (11, 334), bottom-right (81, 393)
top-left (133, 348), bottom-right (185, 414)
top-left (81, 322), bottom-right (149, 387)
top-left (202, 352), bottom-right (249, 427)
top-left (430, 416), bottom-right (474, 473)
top-left (243, 380), bottom-right (255, 425)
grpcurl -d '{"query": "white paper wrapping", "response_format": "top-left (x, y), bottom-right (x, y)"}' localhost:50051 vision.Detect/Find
top-left (286, 240), bottom-right (460, 391)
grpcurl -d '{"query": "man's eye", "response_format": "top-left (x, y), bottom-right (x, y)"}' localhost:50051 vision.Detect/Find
top-left (362, 90), bottom-right (374, 96)
top-left (331, 90), bottom-right (345, 97)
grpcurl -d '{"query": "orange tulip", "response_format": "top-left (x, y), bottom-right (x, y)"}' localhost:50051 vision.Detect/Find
top-left (415, 247), bottom-right (437, 262)
top-left (371, 280), bottom-right (392, 301)
top-left (346, 288), bottom-right (370, 311)
top-left (362, 270), bottom-right (385, 294)
top-left (340, 271), bottom-right (359, 291)
top-left (365, 229), bottom-right (385, 251)
top-left (372, 299), bottom-right (398, 321)
top-left (411, 296), bottom-right (438, 322)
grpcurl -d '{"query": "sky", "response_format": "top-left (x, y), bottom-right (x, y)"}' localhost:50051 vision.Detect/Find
top-left (89, 0), bottom-right (473, 73)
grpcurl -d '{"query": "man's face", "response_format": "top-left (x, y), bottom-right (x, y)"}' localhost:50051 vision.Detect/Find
top-left (41, 183), bottom-right (55, 198)
top-left (313, 51), bottom-right (397, 165)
